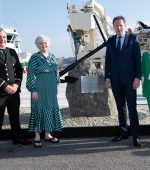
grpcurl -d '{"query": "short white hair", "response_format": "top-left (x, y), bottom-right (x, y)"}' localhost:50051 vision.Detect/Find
top-left (34, 35), bottom-right (51, 47)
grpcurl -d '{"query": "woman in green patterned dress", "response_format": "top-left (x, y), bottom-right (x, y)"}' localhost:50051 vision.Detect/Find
top-left (26, 35), bottom-right (63, 148)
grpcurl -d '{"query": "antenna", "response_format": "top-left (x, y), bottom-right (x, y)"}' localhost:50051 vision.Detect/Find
top-left (0, 0), bottom-right (3, 26)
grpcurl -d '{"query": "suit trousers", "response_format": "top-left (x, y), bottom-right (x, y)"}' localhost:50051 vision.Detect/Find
top-left (112, 83), bottom-right (139, 138)
top-left (0, 93), bottom-right (22, 141)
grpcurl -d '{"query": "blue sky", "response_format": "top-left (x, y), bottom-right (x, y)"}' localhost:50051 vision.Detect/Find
top-left (0, 0), bottom-right (149, 58)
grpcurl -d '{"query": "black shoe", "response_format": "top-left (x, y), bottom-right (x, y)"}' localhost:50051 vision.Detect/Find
top-left (33, 140), bottom-right (42, 148)
top-left (133, 138), bottom-right (141, 147)
top-left (13, 139), bottom-right (32, 145)
top-left (44, 137), bottom-right (59, 143)
top-left (112, 131), bottom-right (128, 142)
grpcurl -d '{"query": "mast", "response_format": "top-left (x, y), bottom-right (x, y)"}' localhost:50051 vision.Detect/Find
top-left (0, 0), bottom-right (3, 26)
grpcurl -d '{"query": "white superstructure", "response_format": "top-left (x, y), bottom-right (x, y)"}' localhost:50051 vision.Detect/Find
top-left (4, 26), bottom-right (21, 54)
top-left (3, 26), bottom-right (31, 73)
top-left (67, 0), bottom-right (114, 65)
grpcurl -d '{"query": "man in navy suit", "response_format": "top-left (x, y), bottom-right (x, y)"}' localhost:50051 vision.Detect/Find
top-left (105, 16), bottom-right (141, 147)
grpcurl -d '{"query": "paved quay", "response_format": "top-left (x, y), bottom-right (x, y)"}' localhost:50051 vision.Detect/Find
top-left (0, 137), bottom-right (150, 170)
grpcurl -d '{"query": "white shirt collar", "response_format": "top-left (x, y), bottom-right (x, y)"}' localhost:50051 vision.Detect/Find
top-left (117, 33), bottom-right (125, 38)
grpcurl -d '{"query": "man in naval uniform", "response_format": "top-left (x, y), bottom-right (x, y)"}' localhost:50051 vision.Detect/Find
top-left (0, 27), bottom-right (31, 145)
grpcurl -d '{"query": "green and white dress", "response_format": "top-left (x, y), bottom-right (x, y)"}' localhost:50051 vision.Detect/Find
top-left (142, 51), bottom-right (150, 110)
top-left (26, 52), bottom-right (63, 132)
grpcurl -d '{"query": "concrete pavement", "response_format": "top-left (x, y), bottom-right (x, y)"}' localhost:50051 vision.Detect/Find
top-left (0, 137), bottom-right (150, 170)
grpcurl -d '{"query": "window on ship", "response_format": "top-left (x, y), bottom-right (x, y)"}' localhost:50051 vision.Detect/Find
top-left (7, 34), bottom-right (15, 43)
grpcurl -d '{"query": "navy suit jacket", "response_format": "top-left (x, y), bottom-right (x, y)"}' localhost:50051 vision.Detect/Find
top-left (105, 32), bottom-right (141, 88)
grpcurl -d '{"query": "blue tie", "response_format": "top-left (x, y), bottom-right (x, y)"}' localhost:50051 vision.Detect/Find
top-left (117, 36), bottom-right (121, 54)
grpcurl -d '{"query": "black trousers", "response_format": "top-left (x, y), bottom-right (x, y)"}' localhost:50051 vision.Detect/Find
top-left (0, 93), bottom-right (22, 141)
top-left (112, 83), bottom-right (139, 138)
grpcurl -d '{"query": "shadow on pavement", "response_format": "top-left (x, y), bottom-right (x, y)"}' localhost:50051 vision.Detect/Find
top-left (0, 137), bottom-right (150, 159)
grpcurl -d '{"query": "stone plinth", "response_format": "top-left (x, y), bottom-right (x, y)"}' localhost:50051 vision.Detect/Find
top-left (66, 59), bottom-right (115, 117)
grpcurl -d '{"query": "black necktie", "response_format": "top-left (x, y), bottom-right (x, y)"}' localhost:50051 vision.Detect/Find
top-left (117, 36), bottom-right (121, 54)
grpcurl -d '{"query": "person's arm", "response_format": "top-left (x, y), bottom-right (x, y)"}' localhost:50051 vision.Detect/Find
top-left (10, 49), bottom-right (23, 93)
top-left (141, 52), bottom-right (146, 85)
top-left (13, 49), bottom-right (23, 87)
top-left (26, 54), bottom-right (38, 92)
top-left (51, 54), bottom-right (60, 84)
top-left (133, 36), bottom-right (142, 90)
top-left (0, 78), bottom-right (14, 94)
top-left (105, 39), bottom-right (112, 88)
top-left (132, 35), bottom-right (142, 89)
top-left (56, 69), bottom-right (60, 84)
top-left (133, 35), bottom-right (141, 80)
top-left (0, 78), bottom-right (8, 90)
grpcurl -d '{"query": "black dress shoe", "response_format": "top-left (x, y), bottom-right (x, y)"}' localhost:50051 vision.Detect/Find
top-left (112, 132), bottom-right (128, 142)
top-left (13, 139), bottom-right (32, 145)
top-left (133, 138), bottom-right (141, 147)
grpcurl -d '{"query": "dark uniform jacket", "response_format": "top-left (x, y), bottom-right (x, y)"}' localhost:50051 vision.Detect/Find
top-left (0, 47), bottom-right (23, 96)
